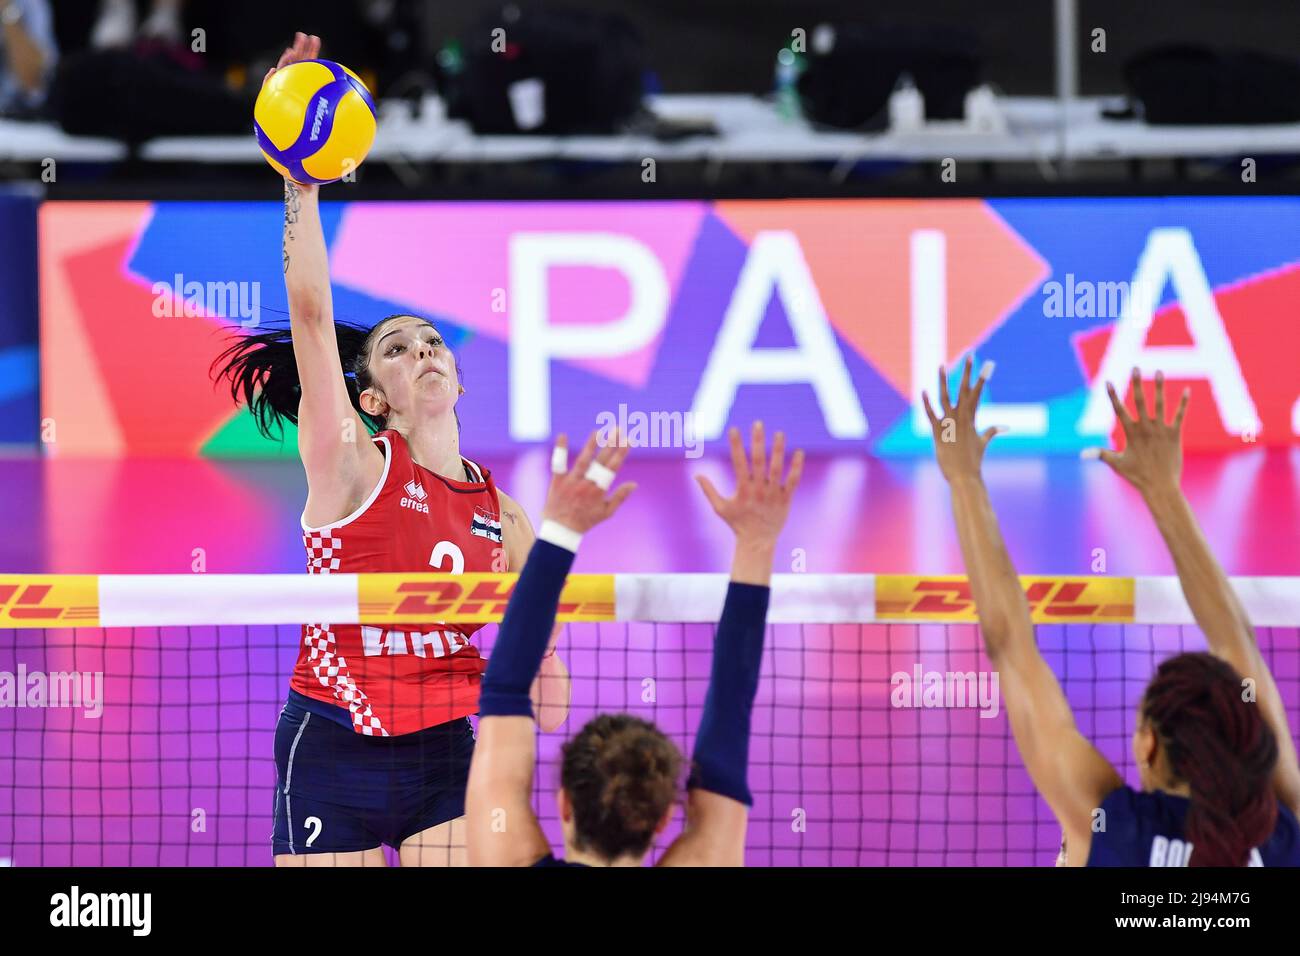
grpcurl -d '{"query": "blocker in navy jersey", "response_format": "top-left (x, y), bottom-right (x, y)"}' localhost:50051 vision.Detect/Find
top-left (1088, 785), bottom-right (1300, 866)
top-left (272, 694), bottom-right (475, 855)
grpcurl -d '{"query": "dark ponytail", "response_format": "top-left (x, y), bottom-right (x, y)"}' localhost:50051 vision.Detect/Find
top-left (1142, 652), bottom-right (1279, 866)
top-left (211, 317), bottom-right (407, 440)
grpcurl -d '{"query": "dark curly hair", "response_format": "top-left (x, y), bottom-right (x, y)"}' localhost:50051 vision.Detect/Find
top-left (560, 714), bottom-right (683, 861)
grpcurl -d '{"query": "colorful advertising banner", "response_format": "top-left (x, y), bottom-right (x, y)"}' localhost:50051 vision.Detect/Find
top-left (39, 197), bottom-right (1300, 456)
top-left (874, 575), bottom-right (1136, 623)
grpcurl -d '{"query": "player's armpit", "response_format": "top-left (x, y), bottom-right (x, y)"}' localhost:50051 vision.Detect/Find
top-left (991, 646), bottom-right (1123, 864)
top-left (657, 790), bottom-right (747, 867)
top-left (292, 324), bottom-right (383, 522)
top-left (298, 407), bottom-right (384, 528)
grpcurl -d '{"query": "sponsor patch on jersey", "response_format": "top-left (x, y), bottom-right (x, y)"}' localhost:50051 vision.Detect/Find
top-left (470, 506), bottom-right (503, 543)
top-left (400, 479), bottom-right (430, 514)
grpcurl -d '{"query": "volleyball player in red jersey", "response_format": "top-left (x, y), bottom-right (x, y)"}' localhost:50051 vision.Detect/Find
top-left (214, 31), bottom-right (571, 869)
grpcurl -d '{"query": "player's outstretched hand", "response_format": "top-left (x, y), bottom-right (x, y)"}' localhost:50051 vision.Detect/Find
top-left (695, 422), bottom-right (804, 548)
top-left (1084, 368), bottom-right (1190, 499)
top-left (541, 431), bottom-right (637, 535)
top-left (263, 31), bottom-right (320, 86)
top-left (263, 32), bottom-right (322, 194)
top-left (922, 356), bottom-right (1003, 483)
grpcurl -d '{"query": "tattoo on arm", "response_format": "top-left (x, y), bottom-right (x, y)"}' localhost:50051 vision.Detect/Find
top-left (282, 181), bottom-right (302, 274)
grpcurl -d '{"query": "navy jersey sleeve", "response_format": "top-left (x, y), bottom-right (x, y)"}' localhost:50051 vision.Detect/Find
top-left (1259, 804), bottom-right (1300, 866)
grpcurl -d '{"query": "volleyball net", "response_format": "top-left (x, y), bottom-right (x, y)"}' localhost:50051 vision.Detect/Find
top-left (1, 573), bottom-right (1298, 867)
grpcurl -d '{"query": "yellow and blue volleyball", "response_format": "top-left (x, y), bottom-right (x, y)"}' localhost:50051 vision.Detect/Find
top-left (253, 59), bottom-right (377, 185)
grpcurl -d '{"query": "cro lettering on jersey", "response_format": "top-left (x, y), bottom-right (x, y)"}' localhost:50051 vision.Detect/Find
top-left (360, 625), bottom-right (469, 658)
top-left (360, 537), bottom-right (470, 657)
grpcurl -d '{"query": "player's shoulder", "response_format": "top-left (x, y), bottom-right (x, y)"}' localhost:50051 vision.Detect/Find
top-left (1103, 785), bottom-right (1190, 829)
top-left (1264, 800), bottom-right (1300, 864)
top-left (1278, 799), bottom-right (1300, 831)
top-left (494, 487), bottom-right (533, 531)
top-left (371, 428), bottom-right (402, 458)
top-left (1098, 784), bottom-right (1140, 814)
top-left (494, 484), bottom-right (519, 511)
top-left (462, 455), bottom-right (492, 484)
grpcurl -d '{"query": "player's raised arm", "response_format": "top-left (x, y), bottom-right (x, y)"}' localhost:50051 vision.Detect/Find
top-left (496, 488), bottom-right (573, 733)
top-left (270, 33), bottom-right (383, 522)
top-left (658, 423), bottom-right (803, 867)
top-left (924, 359), bottom-right (1122, 865)
top-left (1085, 370), bottom-right (1300, 817)
top-left (466, 433), bottom-right (635, 867)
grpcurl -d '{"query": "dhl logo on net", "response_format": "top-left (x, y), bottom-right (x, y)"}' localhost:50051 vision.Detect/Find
top-left (358, 573), bottom-right (617, 623)
top-left (875, 575), bottom-right (1135, 622)
top-left (0, 577), bottom-right (99, 628)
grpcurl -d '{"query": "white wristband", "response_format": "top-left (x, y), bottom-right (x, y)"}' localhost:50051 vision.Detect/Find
top-left (538, 519), bottom-right (582, 553)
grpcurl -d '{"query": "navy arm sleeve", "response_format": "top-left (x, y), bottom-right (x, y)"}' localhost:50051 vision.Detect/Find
top-left (686, 582), bottom-right (770, 806)
top-left (477, 540), bottom-right (574, 719)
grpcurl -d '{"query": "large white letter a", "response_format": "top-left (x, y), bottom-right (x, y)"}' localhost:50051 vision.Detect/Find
top-left (1079, 228), bottom-right (1260, 437)
top-left (691, 231), bottom-right (868, 438)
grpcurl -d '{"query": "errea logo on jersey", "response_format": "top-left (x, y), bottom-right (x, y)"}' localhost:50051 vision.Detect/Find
top-left (401, 480), bottom-right (429, 514)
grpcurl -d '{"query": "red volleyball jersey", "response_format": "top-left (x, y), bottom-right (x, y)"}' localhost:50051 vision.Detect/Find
top-left (293, 429), bottom-right (505, 736)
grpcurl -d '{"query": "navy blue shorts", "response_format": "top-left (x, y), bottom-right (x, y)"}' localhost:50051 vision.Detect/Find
top-left (272, 696), bottom-right (476, 856)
